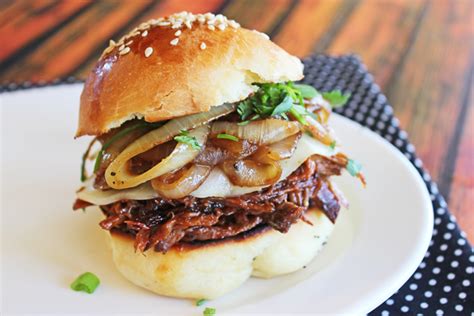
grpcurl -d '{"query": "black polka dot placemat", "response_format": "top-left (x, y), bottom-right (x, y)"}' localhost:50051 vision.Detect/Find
top-left (1, 54), bottom-right (472, 314)
top-left (301, 54), bottom-right (473, 315)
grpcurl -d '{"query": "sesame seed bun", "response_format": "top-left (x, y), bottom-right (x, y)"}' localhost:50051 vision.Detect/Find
top-left (107, 208), bottom-right (334, 299)
top-left (76, 13), bottom-right (303, 137)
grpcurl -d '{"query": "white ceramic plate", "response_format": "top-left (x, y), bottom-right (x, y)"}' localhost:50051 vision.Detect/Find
top-left (1, 85), bottom-right (433, 315)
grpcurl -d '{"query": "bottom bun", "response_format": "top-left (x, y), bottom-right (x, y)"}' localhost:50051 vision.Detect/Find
top-left (107, 208), bottom-right (334, 299)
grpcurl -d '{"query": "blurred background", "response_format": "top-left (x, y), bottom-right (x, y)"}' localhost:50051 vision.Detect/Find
top-left (0, 0), bottom-right (472, 242)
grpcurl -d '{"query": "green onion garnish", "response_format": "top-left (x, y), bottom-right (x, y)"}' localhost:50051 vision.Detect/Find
top-left (289, 106), bottom-right (308, 126)
top-left (216, 133), bottom-right (239, 142)
top-left (174, 130), bottom-right (202, 150)
top-left (196, 298), bottom-right (207, 306)
top-left (322, 90), bottom-right (351, 108)
top-left (293, 83), bottom-right (319, 98)
top-left (70, 272), bottom-right (100, 294)
top-left (203, 307), bottom-right (216, 315)
top-left (330, 141), bottom-right (337, 150)
top-left (346, 158), bottom-right (362, 177)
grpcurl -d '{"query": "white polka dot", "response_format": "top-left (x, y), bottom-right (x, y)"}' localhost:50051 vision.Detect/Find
top-left (405, 295), bottom-right (413, 301)
top-left (454, 249), bottom-right (462, 256)
top-left (469, 255), bottom-right (473, 262)
top-left (443, 232), bottom-right (452, 240)
top-left (459, 292), bottom-right (466, 299)
top-left (414, 158), bottom-right (423, 167)
top-left (447, 273), bottom-right (455, 280)
top-left (425, 291), bottom-right (432, 298)
top-left (455, 305), bottom-right (463, 312)
top-left (460, 231), bottom-right (467, 238)
top-left (443, 285), bottom-right (451, 292)
top-left (399, 130), bottom-right (408, 139)
top-left (451, 261), bottom-right (459, 268)
top-left (440, 244), bottom-right (448, 251)
top-left (432, 230), bottom-right (438, 237)
top-left (466, 266), bottom-right (473, 274)
top-left (381, 310), bottom-right (389, 316)
top-left (430, 239), bottom-right (435, 246)
top-left (439, 297), bottom-right (448, 304)
top-left (401, 306), bottom-right (409, 313)
top-left (446, 222), bottom-right (455, 230)
top-left (435, 218), bottom-right (442, 225)
top-left (458, 238), bottom-right (466, 246)
top-left (386, 298), bottom-right (394, 305)
top-left (406, 143), bottom-right (415, 153)
top-left (409, 283), bottom-right (418, 290)
top-left (414, 272), bottom-right (422, 279)
top-left (462, 279), bottom-right (470, 286)
top-left (429, 279), bottom-right (437, 286)
top-left (425, 251), bottom-right (431, 258)
top-left (420, 302), bottom-right (428, 309)
top-left (433, 267), bottom-right (441, 274)
top-left (419, 262), bottom-right (427, 269)
top-left (436, 207), bottom-right (445, 215)
top-left (436, 309), bottom-right (444, 315)
top-left (449, 214), bottom-right (456, 222)
top-left (436, 255), bottom-right (444, 263)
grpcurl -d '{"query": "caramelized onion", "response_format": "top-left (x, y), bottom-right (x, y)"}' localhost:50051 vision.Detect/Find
top-left (221, 159), bottom-right (282, 187)
top-left (305, 116), bottom-right (334, 146)
top-left (105, 125), bottom-right (209, 189)
top-left (211, 118), bottom-right (300, 145)
top-left (252, 133), bottom-right (301, 162)
top-left (151, 164), bottom-right (211, 199)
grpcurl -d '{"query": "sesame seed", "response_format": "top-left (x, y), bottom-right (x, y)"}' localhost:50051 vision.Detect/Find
top-left (119, 46), bottom-right (130, 55)
top-left (144, 47), bottom-right (153, 57)
top-left (100, 12), bottom-right (241, 60)
top-left (125, 40), bottom-right (133, 46)
top-left (200, 42), bottom-right (207, 50)
top-left (170, 38), bottom-right (179, 46)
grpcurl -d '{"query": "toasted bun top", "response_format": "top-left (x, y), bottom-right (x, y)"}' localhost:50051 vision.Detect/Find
top-left (76, 12), bottom-right (304, 137)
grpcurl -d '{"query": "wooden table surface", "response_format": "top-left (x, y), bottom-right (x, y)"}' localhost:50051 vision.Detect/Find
top-left (1, 0), bottom-right (472, 242)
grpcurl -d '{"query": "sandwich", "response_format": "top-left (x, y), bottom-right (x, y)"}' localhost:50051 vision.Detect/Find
top-left (74, 11), bottom-right (363, 299)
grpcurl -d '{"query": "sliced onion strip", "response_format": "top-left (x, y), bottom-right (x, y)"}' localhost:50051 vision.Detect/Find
top-left (151, 164), bottom-right (211, 199)
top-left (105, 125), bottom-right (209, 189)
top-left (221, 159), bottom-right (282, 187)
top-left (211, 118), bottom-right (300, 145)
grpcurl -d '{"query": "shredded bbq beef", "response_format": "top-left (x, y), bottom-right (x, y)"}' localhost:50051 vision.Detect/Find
top-left (94, 155), bottom-right (344, 253)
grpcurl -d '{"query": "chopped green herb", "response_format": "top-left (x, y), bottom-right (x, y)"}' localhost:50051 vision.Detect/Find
top-left (174, 130), bottom-right (202, 150)
top-left (217, 133), bottom-right (239, 142)
top-left (271, 94), bottom-right (293, 116)
top-left (203, 307), bottom-right (216, 316)
top-left (70, 272), bottom-right (100, 294)
top-left (80, 150), bottom-right (88, 182)
top-left (237, 120), bottom-right (250, 126)
top-left (196, 298), bottom-right (207, 306)
top-left (322, 90), bottom-right (351, 108)
top-left (236, 82), bottom-right (317, 125)
top-left (293, 83), bottom-right (319, 99)
top-left (330, 141), bottom-right (337, 150)
top-left (346, 159), bottom-right (362, 177)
